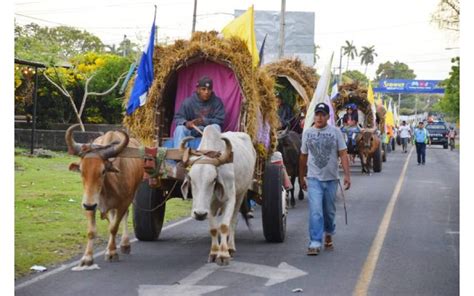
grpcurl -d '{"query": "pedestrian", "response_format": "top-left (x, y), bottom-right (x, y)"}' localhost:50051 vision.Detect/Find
top-left (448, 126), bottom-right (457, 150)
top-left (413, 121), bottom-right (430, 165)
top-left (399, 121), bottom-right (411, 153)
top-left (299, 102), bottom-right (351, 256)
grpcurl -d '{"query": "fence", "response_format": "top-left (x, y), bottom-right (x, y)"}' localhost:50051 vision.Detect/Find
top-left (15, 124), bottom-right (122, 152)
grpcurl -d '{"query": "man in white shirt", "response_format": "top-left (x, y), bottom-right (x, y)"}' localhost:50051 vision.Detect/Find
top-left (399, 121), bottom-right (411, 153)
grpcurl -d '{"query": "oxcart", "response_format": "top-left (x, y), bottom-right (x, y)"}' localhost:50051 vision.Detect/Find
top-left (263, 58), bottom-right (318, 206)
top-left (123, 32), bottom-right (288, 243)
top-left (333, 82), bottom-right (384, 173)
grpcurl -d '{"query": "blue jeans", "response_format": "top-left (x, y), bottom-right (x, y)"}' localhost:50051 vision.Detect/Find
top-left (415, 142), bottom-right (426, 164)
top-left (173, 124), bottom-right (221, 149)
top-left (307, 178), bottom-right (338, 248)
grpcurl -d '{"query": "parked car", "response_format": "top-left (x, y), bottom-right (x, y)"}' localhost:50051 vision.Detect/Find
top-left (426, 122), bottom-right (449, 149)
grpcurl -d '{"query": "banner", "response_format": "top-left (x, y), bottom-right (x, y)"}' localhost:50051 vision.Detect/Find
top-left (373, 79), bottom-right (445, 94)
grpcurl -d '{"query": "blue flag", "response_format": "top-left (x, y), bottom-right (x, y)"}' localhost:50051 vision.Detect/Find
top-left (126, 19), bottom-right (156, 115)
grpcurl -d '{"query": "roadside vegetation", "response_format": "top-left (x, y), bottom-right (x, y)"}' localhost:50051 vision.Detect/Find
top-left (15, 148), bottom-right (191, 278)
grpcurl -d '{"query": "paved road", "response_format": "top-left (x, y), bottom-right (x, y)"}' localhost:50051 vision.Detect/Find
top-left (16, 144), bottom-right (459, 296)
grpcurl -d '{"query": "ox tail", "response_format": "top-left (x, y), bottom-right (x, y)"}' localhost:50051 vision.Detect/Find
top-left (239, 196), bottom-right (251, 229)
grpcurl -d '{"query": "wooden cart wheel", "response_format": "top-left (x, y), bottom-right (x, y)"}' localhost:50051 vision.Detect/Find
top-left (373, 142), bottom-right (383, 173)
top-left (262, 163), bottom-right (287, 243)
top-left (133, 180), bottom-right (166, 241)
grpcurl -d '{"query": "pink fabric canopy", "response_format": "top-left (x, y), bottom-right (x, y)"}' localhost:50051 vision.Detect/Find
top-left (170, 61), bottom-right (243, 134)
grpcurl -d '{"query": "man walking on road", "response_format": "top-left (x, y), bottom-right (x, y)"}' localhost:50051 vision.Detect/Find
top-left (399, 121), bottom-right (411, 153)
top-left (414, 121), bottom-right (430, 165)
top-left (299, 102), bottom-right (351, 256)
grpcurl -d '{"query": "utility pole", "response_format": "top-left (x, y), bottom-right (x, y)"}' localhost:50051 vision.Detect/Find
top-left (398, 93), bottom-right (401, 110)
top-left (278, 0), bottom-right (286, 58)
top-left (192, 0), bottom-right (197, 34)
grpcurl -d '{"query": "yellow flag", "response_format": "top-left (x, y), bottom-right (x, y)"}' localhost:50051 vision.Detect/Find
top-left (221, 6), bottom-right (259, 67)
top-left (368, 82), bottom-right (376, 127)
top-left (386, 99), bottom-right (394, 126)
top-left (367, 83), bottom-right (375, 105)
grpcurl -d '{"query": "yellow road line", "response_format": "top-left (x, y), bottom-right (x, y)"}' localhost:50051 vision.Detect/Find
top-left (352, 146), bottom-right (414, 296)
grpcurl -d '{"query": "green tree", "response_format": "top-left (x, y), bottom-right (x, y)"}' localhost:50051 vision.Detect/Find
top-left (433, 57), bottom-right (459, 121)
top-left (42, 52), bottom-right (130, 129)
top-left (342, 70), bottom-right (368, 85)
top-left (15, 22), bottom-right (105, 64)
top-left (375, 61), bottom-right (416, 81)
top-left (342, 40), bottom-right (358, 71)
top-left (359, 46), bottom-right (377, 75)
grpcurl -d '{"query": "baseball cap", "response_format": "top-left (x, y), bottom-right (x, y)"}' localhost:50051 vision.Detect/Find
top-left (196, 76), bottom-right (213, 89)
top-left (314, 102), bottom-right (330, 115)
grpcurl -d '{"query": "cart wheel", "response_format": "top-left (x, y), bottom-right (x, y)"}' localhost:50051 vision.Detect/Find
top-left (133, 180), bottom-right (166, 241)
top-left (373, 142), bottom-right (382, 173)
top-left (262, 163), bottom-right (286, 243)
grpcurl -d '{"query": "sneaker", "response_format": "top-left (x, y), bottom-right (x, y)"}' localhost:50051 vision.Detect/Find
top-left (247, 209), bottom-right (254, 219)
top-left (422, 162), bottom-right (425, 165)
top-left (324, 234), bottom-right (334, 250)
top-left (307, 247), bottom-right (320, 256)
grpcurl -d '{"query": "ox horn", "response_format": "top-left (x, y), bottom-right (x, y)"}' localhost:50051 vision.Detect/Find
top-left (100, 130), bottom-right (130, 159)
top-left (65, 124), bottom-right (84, 156)
top-left (179, 136), bottom-right (195, 151)
top-left (217, 137), bottom-right (233, 164)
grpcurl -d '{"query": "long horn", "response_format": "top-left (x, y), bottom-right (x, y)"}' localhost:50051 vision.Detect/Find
top-left (100, 130), bottom-right (130, 159)
top-left (65, 124), bottom-right (83, 156)
top-left (179, 136), bottom-right (195, 151)
top-left (217, 137), bottom-right (233, 164)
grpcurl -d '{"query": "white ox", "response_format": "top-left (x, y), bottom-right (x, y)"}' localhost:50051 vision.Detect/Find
top-left (180, 125), bottom-right (256, 265)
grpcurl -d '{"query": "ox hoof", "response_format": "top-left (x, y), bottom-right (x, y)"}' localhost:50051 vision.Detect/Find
top-left (228, 249), bottom-right (236, 258)
top-left (104, 252), bottom-right (119, 262)
top-left (80, 257), bottom-right (94, 267)
top-left (208, 254), bottom-right (217, 263)
top-left (120, 245), bottom-right (131, 254)
top-left (216, 256), bottom-right (230, 266)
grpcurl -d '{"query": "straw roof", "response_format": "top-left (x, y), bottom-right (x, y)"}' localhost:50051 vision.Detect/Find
top-left (123, 31), bottom-right (279, 154)
top-left (263, 58), bottom-right (318, 108)
top-left (332, 82), bottom-right (375, 128)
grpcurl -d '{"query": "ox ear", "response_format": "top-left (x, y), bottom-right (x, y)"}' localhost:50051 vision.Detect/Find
top-left (68, 162), bottom-right (80, 172)
top-left (105, 161), bottom-right (120, 173)
top-left (181, 174), bottom-right (191, 200)
top-left (214, 173), bottom-right (227, 203)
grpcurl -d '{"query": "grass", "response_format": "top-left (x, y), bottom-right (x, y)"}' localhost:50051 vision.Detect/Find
top-left (14, 148), bottom-right (191, 278)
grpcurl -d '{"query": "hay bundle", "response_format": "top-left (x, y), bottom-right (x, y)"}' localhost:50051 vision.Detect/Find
top-left (332, 82), bottom-right (375, 128)
top-left (123, 31), bottom-right (279, 153)
top-left (263, 58), bottom-right (317, 109)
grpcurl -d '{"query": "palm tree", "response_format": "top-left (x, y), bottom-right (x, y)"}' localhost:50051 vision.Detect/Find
top-left (360, 45), bottom-right (378, 75)
top-left (342, 40), bottom-right (358, 71)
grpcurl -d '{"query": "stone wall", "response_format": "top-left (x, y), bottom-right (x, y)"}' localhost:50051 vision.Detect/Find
top-left (15, 125), bottom-right (121, 151)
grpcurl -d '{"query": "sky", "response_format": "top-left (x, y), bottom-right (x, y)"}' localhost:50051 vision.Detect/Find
top-left (13, 0), bottom-right (460, 81)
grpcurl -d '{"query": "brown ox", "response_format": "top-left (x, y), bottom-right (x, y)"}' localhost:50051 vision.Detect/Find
top-left (356, 129), bottom-right (380, 175)
top-left (66, 124), bottom-right (144, 266)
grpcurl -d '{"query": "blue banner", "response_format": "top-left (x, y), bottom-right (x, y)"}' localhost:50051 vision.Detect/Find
top-left (373, 79), bottom-right (445, 94)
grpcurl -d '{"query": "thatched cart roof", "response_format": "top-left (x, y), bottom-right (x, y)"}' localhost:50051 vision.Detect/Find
top-left (332, 82), bottom-right (375, 129)
top-left (123, 31), bottom-right (279, 154)
top-left (263, 58), bottom-right (318, 108)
